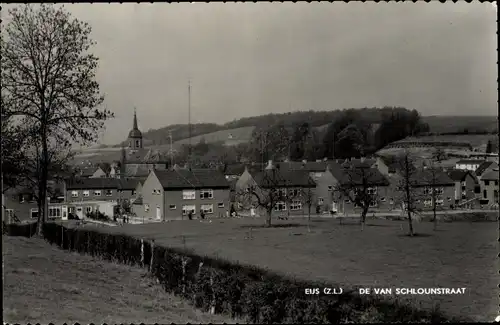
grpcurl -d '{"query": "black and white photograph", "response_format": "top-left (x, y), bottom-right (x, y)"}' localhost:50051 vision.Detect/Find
top-left (1, 2), bottom-right (498, 323)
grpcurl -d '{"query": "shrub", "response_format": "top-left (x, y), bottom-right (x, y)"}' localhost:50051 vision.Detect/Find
top-left (41, 223), bottom-right (466, 324)
top-left (86, 211), bottom-right (110, 222)
top-left (3, 221), bottom-right (38, 237)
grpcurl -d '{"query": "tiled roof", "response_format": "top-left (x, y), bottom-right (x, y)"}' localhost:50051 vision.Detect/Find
top-left (79, 167), bottom-right (99, 177)
top-left (456, 159), bottom-right (485, 165)
top-left (338, 167), bottom-right (390, 187)
top-left (124, 164), bottom-right (151, 178)
top-left (481, 169), bottom-right (499, 181)
top-left (223, 164), bottom-right (247, 176)
top-left (252, 169), bottom-right (316, 188)
top-left (411, 169), bottom-right (455, 187)
top-left (155, 169), bottom-right (230, 190)
top-left (66, 178), bottom-right (120, 190)
top-left (66, 178), bottom-right (145, 190)
top-left (284, 161), bottom-right (330, 172)
top-left (475, 161), bottom-right (496, 177)
top-left (447, 170), bottom-right (472, 182)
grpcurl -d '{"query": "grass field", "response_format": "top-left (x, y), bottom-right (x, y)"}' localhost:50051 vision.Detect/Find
top-left (76, 217), bottom-right (498, 322)
top-left (173, 126), bottom-right (255, 146)
top-left (3, 236), bottom-right (233, 324)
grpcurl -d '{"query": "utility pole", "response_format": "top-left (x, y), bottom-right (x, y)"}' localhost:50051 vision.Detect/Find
top-left (169, 130), bottom-right (174, 169)
top-left (188, 80), bottom-right (192, 170)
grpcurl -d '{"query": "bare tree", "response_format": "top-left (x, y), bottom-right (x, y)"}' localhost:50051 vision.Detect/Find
top-left (425, 157), bottom-right (441, 231)
top-left (393, 151), bottom-right (421, 236)
top-left (334, 165), bottom-right (387, 229)
top-left (1, 5), bottom-right (113, 235)
top-left (238, 168), bottom-right (306, 227)
top-left (302, 186), bottom-right (315, 232)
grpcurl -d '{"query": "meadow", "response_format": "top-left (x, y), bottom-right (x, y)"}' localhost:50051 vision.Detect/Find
top-left (3, 236), bottom-right (233, 324)
top-left (76, 216), bottom-right (498, 322)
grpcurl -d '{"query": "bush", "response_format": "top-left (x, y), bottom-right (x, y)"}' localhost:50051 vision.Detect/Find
top-left (86, 211), bottom-right (110, 222)
top-left (3, 221), bottom-right (38, 237)
top-left (41, 222), bottom-right (466, 324)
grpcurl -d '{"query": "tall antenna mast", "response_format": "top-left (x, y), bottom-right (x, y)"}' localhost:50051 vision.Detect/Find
top-left (188, 80), bottom-right (192, 169)
top-left (169, 130), bottom-right (174, 168)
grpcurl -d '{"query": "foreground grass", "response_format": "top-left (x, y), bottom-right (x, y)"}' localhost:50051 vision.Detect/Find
top-left (3, 236), bottom-right (233, 324)
top-left (85, 217), bottom-right (497, 322)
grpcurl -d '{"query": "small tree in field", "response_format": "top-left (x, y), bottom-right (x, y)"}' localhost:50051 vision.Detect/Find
top-left (334, 165), bottom-right (387, 229)
top-left (301, 186), bottom-right (315, 232)
top-left (238, 168), bottom-right (312, 227)
top-left (425, 156), bottom-right (443, 231)
top-left (393, 151), bottom-right (420, 236)
top-left (2, 5), bottom-right (114, 235)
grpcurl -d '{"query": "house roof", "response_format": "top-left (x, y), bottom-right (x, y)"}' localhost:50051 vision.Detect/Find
top-left (125, 148), bottom-right (170, 164)
top-left (124, 164), bottom-right (151, 178)
top-left (79, 167), bottom-right (99, 177)
top-left (411, 169), bottom-right (455, 187)
top-left (284, 161), bottom-right (330, 172)
top-left (446, 170), bottom-right (471, 182)
top-left (155, 169), bottom-right (230, 190)
top-left (456, 159), bottom-right (485, 165)
top-left (481, 169), bottom-right (499, 181)
top-left (66, 178), bottom-right (145, 190)
top-left (338, 167), bottom-right (390, 187)
top-left (252, 169), bottom-right (316, 188)
top-left (223, 164), bottom-right (247, 176)
top-left (66, 178), bottom-right (121, 190)
top-left (475, 161), bottom-right (496, 176)
top-left (133, 196), bottom-right (143, 205)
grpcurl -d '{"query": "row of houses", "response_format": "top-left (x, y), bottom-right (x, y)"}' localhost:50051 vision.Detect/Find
top-left (3, 156), bottom-right (499, 223)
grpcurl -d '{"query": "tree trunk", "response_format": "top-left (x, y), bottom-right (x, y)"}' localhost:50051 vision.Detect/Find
top-left (407, 208), bottom-right (414, 236)
top-left (433, 204), bottom-right (437, 231)
top-left (266, 208), bottom-right (272, 227)
top-left (307, 205), bottom-right (311, 232)
top-left (36, 129), bottom-right (49, 237)
top-left (360, 207), bottom-right (368, 231)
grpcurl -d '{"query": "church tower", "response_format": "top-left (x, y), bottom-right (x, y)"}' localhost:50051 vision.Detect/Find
top-left (128, 108), bottom-right (143, 150)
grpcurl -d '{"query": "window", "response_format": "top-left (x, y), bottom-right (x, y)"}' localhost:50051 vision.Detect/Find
top-left (200, 189), bottom-right (214, 199)
top-left (314, 172), bottom-right (323, 178)
top-left (367, 187), bottom-right (377, 195)
top-left (328, 186), bottom-right (333, 191)
top-left (369, 200), bottom-right (377, 208)
top-left (68, 207), bottom-right (75, 213)
top-left (105, 190), bottom-right (113, 196)
top-left (434, 187), bottom-right (444, 195)
top-left (447, 197), bottom-right (452, 201)
top-left (380, 197), bottom-right (386, 202)
top-left (19, 195), bottom-right (25, 203)
top-left (169, 204), bottom-right (176, 210)
top-left (132, 190), bottom-right (136, 196)
top-left (183, 190), bottom-right (196, 200)
top-left (71, 191), bottom-right (79, 198)
top-left (82, 190), bottom-right (90, 197)
top-left (5, 209), bottom-right (13, 222)
top-left (289, 189), bottom-right (300, 197)
top-left (274, 188), bottom-right (287, 197)
top-left (484, 180), bottom-right (490, 186)
top-left (144, 204), bottom-right (150, 212)
top-left (436, 199), bottom-right (444, 206)
top-left (318, 197), bottom-right (324, 205)
top-left (496, 181), bottom-right (499, 186)
top-left (344, 199), bottom-right (351, 204)
top-left (423, 187), bottom-right (431, 195)
top-left (217, 202), bottom-right (225, 208)
top-left (85, 206), bottom-right (92, 214)
top-left (182, 205), bottom-right (196, 216)
top-left (274, 201), bottom-right (287, 211)
top-left (152, 189), bottom-right (161, 195)
top-left (135, 140), bottom-right (140, 147)
top-left (389, 198), bottom-right (394, 205)
top-left (290, 201), bottom-right (302, 211)
top-left (30, 208), bottom-right (39, 218)
top-left (483, 190), bottom-right (487, 199)
top-left (94, 190), bottom-right (101, 197)
top-left (461, 181), bottom-right (466, 187)
top-left (201, 204), bottom-right (214, 214)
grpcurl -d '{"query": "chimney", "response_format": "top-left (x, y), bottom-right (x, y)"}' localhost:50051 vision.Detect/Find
top-left (265, 160), bottom-right (274, 170)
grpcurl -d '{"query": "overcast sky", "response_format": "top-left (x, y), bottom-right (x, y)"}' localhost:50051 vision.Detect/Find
top-left (2, 3), bottom-right (497, 145)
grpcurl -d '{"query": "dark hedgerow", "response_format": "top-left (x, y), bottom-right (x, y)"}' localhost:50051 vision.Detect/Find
top-left (3, 221), bottom-right (38, 237)
top-left (40, 222), bottom-right (466, 324)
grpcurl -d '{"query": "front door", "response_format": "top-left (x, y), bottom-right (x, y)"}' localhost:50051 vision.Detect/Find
top-left (61, 206), bottom-right (68, 220)
top-left (156, 206), bottom-right (161, 220)
top-left (76, 207), bottom-right (83, 219)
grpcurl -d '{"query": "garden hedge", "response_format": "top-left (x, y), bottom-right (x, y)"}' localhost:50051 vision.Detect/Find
top-left (3, 221), bottom-right (38, 237)
top-left (40, 222), bottom-right (465, 323)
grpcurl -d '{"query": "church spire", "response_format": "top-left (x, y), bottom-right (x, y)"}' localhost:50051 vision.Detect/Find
top-left (133, 107), bottom-right (138, 130)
